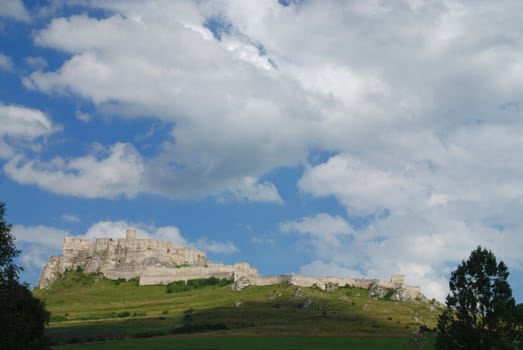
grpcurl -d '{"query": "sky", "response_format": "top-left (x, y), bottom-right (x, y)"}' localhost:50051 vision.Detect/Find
top-left (1, 0), bottom-right (523, 303)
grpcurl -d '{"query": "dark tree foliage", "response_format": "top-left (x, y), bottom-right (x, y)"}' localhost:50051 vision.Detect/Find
top-left (0, 203), bottom-right (20, 283)
top-left (436, 246), bottom-right (518, 350)
top-left (0, 202), bottom-right (50, 350)
top-left (517, 303), bottom-right (523, 324)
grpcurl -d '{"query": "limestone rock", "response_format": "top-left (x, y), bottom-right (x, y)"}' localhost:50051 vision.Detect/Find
top-left (369, 283), bottom-right (388, 299)
top-left (325, 282), bottom-right (338, 292)
top-left (37, 230), bottom-right (208, 289)
top-left (232, 277), bottom-right (250, 291)
top-left (391, 287), bottom-right (412, 301)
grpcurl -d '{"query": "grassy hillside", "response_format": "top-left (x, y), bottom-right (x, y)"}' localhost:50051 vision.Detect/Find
top-left (55, 335), bottom-right (435, 350)
top-left (34, 271), bottom-right (441, 348)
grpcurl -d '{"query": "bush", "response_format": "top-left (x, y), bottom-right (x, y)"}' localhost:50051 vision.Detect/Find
top-left (166, 281), bottom-right (191, 293)
top-left (166, 277), bottom-right (231, 293)
top-left (113, 278), bottom-right (126, 286)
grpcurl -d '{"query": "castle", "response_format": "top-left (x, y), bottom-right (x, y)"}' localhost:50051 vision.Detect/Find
top-left (37, 230), bottom-right (423, 300)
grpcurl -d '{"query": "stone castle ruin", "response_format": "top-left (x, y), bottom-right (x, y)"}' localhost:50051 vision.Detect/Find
top-left (37, 230), bottom-right (423, 300)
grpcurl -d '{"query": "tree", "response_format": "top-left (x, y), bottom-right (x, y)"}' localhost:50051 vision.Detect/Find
top-left (0, 202), bottom-right (20, 283)
top-left (0, 202), bottom-right (50, 349)
top-left (436, 246), bottom-right (518, 350)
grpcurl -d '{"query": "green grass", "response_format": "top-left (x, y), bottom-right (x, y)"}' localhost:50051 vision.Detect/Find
top-left (54, 335), bottom-right (411, 350)
top-left (34, 271), bottom-right (442, 348)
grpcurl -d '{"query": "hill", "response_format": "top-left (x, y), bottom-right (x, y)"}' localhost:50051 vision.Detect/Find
top-left (34, 270), bottom-right (442, 348)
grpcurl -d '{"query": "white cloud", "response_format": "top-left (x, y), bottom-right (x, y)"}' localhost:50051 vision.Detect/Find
top-left (280, 213), bottom-right (354, 256)
top-left (13, 225), bottom-right (67, 250)
top-left (83, 220), bottom-right (131, 239)
top-left (0, 53), bottom-right (14, 71)
top-left (4, 142), bottom-right (144, 198)
top-left (299, 155), bottom-right (427, 216)
top-left (299, 260), bottom-right (363, 279)
top-left (13, 225), bottom-right (69, 271)
top-left (75, 110), bottom-right (91, 122)
top-left (23, 3), bottom-right (318, 202)
top-left (280, 213), bottom-right (352, 238)
top-left (24, 56), bottom-right (48, 70)
top-left (195, 238), bottom-right (239, 255)
top-left (0, 102), bottom-right (56, 158)
top-left (0, 0), bottom-right (30, 22)
top-left (0, 102), bottom-right (54, 138)
top-left (61, 214), bottom-right (80, 223)
top-left (221, 177), bottom-right (283, 204)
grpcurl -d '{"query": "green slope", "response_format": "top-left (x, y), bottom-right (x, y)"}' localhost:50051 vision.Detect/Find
top-left (34, 271), bottom-right (441, 347)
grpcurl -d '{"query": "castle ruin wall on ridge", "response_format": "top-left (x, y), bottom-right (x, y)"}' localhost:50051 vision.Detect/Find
top-left (37, 230), bottom-right (423, 300)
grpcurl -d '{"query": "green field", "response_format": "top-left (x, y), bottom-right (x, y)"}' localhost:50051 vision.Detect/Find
top-left (55, 335), bottom-right (435, 350)
top-left (34, 271), bottom-right (441, 349)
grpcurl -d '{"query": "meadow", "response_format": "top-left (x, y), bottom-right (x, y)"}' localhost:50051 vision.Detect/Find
top-left (34, 271), bottom-right (440, 349)
top-left (55, 335), bottom-right (437, 350)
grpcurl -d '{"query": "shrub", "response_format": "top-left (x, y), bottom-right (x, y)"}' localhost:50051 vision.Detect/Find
top-left (166, 277), bottom-right (231, 293)
top-left (166, 281), bottom-right (191, 293)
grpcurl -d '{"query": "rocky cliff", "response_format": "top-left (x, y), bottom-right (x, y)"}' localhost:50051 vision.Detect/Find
top-left (37, 229), bottom-right (207, 289)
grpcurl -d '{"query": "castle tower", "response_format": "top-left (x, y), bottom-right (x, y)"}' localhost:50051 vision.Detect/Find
top-left (391, 274), bottom-right (405, 287)
top-left (126, 229), bottom-right (137, 240)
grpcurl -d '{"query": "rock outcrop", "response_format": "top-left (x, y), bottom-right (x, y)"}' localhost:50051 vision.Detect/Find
top-left (37, 230), bottom-right (425, 301)
top-left (37, 229), bottom-right (207, 289)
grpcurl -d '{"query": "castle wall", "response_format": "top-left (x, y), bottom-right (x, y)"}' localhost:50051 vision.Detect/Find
top-left (139, 265), bottom-right (235, 285)
top-left (37, 233), bottom-right (425, 301)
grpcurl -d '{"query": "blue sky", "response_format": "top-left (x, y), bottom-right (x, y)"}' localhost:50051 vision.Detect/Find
top-left (1, 0), bottom-right (523, 302)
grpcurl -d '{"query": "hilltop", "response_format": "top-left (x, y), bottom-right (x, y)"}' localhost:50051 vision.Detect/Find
top-left (34, 270), bottom-right (441, 348)
top-left (34, 230), bottom-right (441, 348)
top-left (37, 230), bottom-right (424, 302)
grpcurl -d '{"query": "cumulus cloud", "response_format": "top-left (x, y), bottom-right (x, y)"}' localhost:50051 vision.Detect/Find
top-left (280, 213), bottom-right (352, 242)
top-left (296, 123), bottom-right (523, 300)
top-left (61, 214), bottom-right (80, 223)
top-left (10, 0), bottom-right (523, 299)
top-left (220, 177), bottom-right (283, 204)
top-left (299, 260), bottom-right (363, 279)
top-left (0, 0), bottom-right (30, 22)
top-left (24, 56), bottom-right (48, 70)
top-left (13, 225), bottom-right (67, 250)
top-left (0, 102), bottom-right (54, 139)
top-left (0, 102), bottom-right (56, 158)
top-left (4, 142), bottom-right (144, 198)
top-left (280, 213), bottom-right (355, 264)
top-left (195, 238), bottom-right (239, 255)
top-left (75, 110), bottom-right (91, 122)
top-left (13, 225), bottom-right (69, 271)
top-left (0, 53), bottom-right (14, 71)
top-left (23, 2), bottom-right (318, 201)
